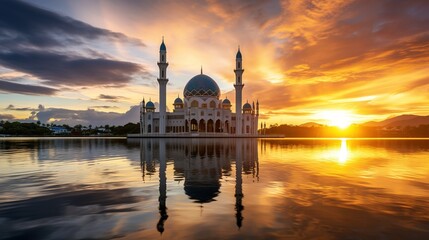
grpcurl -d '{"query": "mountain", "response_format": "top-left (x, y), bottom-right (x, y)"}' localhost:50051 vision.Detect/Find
top-left (300, 122), bottom-right (324, 128)
top-left (363, 114), bottom-right (429, 127)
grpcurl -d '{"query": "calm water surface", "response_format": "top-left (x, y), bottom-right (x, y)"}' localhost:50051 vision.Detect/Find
top-left (0, 138), bottom-right (429, 239)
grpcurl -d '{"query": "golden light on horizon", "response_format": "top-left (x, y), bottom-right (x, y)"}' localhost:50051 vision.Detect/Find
top-left (317, 110), bottom-right (353, 129)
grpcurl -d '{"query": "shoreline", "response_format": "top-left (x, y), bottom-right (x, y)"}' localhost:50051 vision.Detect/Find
top-left (2, 135), bottom-right (429, 140)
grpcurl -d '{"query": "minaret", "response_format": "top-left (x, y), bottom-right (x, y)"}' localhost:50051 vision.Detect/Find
top-left (256, 100), bottom-right (259, 116)
top-left (256, 100), bottom-right (259, 135)
top-left (234, 46), bottom-right (244, 135)
top-left (158, 37), bottom-right (169, 134)
top-left (141, 98), bottom-right (145, 135)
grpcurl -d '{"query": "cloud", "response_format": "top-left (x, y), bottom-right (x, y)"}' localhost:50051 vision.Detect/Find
top-left (36, 106), bottom-right (140, 126)
top-left (6, 104), bottom-right (34, 111)
top-left (0, 0), bottom-right (143, 49)
top-left (0, 0), bottom-right (148, 88)
top-left (6, 104), bottom-right (45, 111)
top-left (96, 94), bottom-right (128, 102)
top-left (0, 114), bottom-right (15, 120)
top-left (0, 50), bottom-right (143, 86)
top-left (0, 79), bottom-right (58, 95)
top-left (88, 106), bottom-right (119, 109)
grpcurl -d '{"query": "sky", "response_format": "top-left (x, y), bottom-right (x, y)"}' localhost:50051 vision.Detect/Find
top-left (0, 0), bottom-right (429, 127)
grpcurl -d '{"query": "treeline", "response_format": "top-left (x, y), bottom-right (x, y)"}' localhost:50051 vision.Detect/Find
top-left (262, 124), bottom-right (429, 137)
top-left (0, 121), bottom-right (51, 136)
top-left (0, 121), bottom-right (140, 136)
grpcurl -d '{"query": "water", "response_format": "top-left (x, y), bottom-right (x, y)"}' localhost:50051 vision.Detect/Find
top-left (0, 138), bottom-right (428, 239)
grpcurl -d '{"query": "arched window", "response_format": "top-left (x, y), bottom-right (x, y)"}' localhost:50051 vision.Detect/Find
top-left (209, 101), bottom-right (216, 109)
top-left (207, 119), bottom-right (214, 132)
top-left (191, 100), bottom-right (198, 108)
top-left (201, 111), bottom-right (204, 116)
top-left (191, 119), bottom-right (198, 131)
top-left (161, 55), bottom-right (165, 62)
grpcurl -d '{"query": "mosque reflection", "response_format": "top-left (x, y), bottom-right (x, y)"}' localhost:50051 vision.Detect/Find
top-left (138, 138), bottom-right (259, 233)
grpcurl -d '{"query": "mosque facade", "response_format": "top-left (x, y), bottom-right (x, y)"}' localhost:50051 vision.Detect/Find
top-left (139, 39), bottom-right (259, 135)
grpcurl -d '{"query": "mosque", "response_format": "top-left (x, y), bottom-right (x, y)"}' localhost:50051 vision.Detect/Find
top-left (139, 39), bottom-right (259, 136)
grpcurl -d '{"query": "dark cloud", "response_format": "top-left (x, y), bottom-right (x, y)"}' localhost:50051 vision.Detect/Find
top-left (0, 114), bottom-right (15, 120)
top-left (0, 0), bottom-right (148, 88)
top-left (6, 104), bottom-right (34, 111)
top-left (0, 50), bottom-right (143, 86)
top-left (6, 104), bottom-right (45, 111)
top-left (0, 79), bottom-right (58, 95)
top-left (88, 106), bottom-right (119, 109)
top-left (98, 94), bottom-right (124, 101)
top-left (0, 0), bottom-right (143, 49)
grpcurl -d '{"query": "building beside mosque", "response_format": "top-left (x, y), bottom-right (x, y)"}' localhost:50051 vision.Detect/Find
top-left (139, 39), bottom-right (259, 136)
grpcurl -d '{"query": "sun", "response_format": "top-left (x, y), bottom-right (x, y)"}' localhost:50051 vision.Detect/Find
top-left (318, 110), bottom-right (353, 129)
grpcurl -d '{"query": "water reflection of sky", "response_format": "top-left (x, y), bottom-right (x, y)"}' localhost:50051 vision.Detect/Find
top-left (0, 138), bottom-right (428, 239)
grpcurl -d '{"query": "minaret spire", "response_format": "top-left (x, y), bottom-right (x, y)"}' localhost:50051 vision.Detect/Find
top-left (158, 37), bottom-right (169, 134)
top-left (201, 65), bottom-right (203, 75)
top-left (234, 46), bottom-right (244, 135)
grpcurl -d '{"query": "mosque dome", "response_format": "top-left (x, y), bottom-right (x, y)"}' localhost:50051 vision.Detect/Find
top-left (222, 98), bottom-right (231, 105)
top-left (146, 101), bottom-right (155, 109)
top-left (174, 97), bottom-right (183, 104)
top-left (183, 74), bottom-right (221, 98)
top-left (243, 102), bottom-right (252, 110)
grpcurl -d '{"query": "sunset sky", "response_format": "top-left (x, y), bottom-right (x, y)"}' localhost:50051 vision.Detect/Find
top-left (1, 0), bottom-right (428, 127)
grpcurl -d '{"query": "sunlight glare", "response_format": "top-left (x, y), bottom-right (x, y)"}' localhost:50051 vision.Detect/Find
top-left (319, 110), bottom-right (353, 129)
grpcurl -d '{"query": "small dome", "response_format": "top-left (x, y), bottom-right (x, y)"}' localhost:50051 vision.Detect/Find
top-left (184, 74), bottom-right (221, 98)
top-left (222, 98), bottom-right (231, 105)
top-left (243, 102), bottom-right (252, 110)
top-left (146, 101), bottom-right (155, 109)
top-left (174, 97), bottom-right (183, 104)
top-left (160, 40), bottom-right (166, 51)
top-left (236, 49), bottom-right (242, 59)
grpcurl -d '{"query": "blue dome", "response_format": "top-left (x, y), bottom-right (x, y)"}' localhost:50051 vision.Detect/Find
top-left (222, 98), bottom-right (231, 105)
top-left (160, 41), bottom-right (166, 51)
top-left (174, 97), bottom-right (183, 104)
top-left (184, 74), bottom-right (221, 98)
top-left (243, 102), bottom-right (252, 110)
top-left (146, 101), bottom-right (155, 108)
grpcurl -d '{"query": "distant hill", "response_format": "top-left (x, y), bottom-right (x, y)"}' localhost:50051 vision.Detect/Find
top-left (300, 122), bottom-right (324, 128)
top-left (363, 114), bottom-right (429, 127)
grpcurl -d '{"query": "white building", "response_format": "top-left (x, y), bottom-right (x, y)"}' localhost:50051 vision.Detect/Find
top-left (139, 39), bottom-right (259, 135)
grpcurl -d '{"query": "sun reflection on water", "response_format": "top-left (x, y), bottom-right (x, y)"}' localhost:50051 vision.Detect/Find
top-left (338, 138), bottom-right (349, 165)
